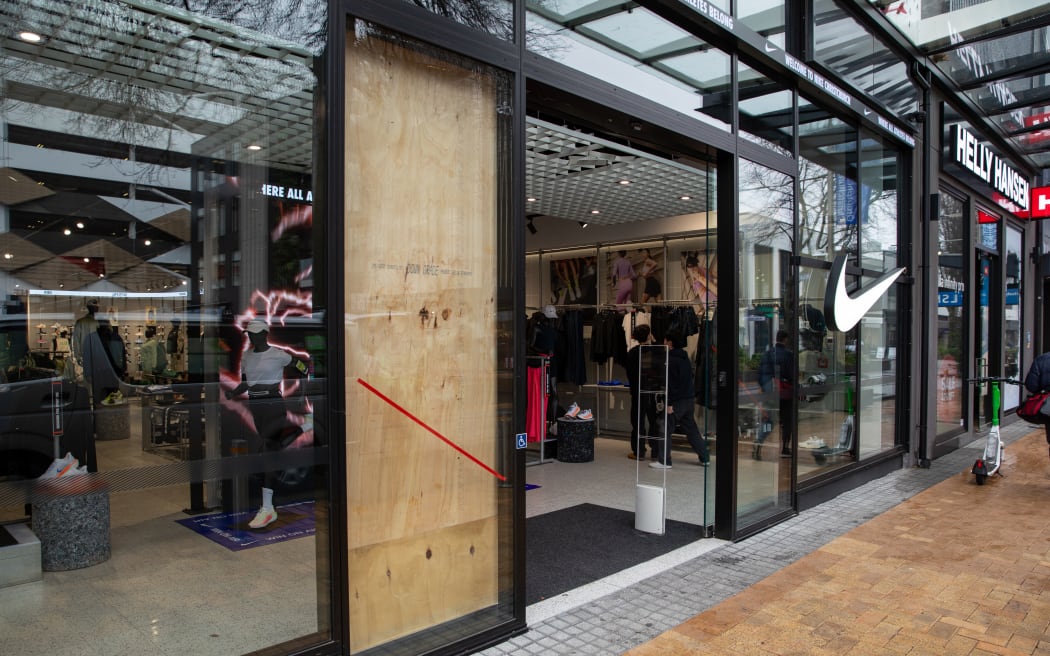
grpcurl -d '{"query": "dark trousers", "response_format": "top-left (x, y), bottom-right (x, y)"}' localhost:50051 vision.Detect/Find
top-left (756, 397), bottom-right (795, 454)
top-left (247, 394), bottom-right (300, 497)
top-left (630, 391), bottom-right (658, 456)
top-left (655, 396), bottom-right (708, 465)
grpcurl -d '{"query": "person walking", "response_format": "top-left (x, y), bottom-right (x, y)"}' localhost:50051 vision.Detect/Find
top-left (1024, 350), bottom-right (1050, 457)
top-left (626, 324), bottom-right (658, 460)
top-left (650, 330), bottom-right (709, 469)
top-left (755, 329), bottom-right (796, 459)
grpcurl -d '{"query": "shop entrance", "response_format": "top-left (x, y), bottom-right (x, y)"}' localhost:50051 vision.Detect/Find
top-left (520, 91), bottom-right (719, 606)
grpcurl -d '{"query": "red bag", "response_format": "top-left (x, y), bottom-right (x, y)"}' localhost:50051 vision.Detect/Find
top-left (1018, 391), bottom-right (1050, 423)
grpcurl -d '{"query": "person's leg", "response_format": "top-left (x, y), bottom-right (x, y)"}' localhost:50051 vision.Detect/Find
top-left (677, 398), bottom-right (708, 464)
top-left (779, 397), bottom-right (795, 455)
top-left (643, 395), bottom-right (659, 458)
top-left (629, 391), bottom-right (643, 458)
top-left (656, 410), bottom-right (676, 466)
top-left (1044, 424), bottom-right (1050, 459)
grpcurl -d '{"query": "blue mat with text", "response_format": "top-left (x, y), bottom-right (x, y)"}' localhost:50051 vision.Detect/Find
top-left (175, 500), bottom-right (315, 552)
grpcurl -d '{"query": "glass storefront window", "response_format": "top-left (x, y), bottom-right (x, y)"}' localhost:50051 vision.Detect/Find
top-left (797, 264), bottom-right (855, 478)
top-left (859, 134), bottom-right (900, 272)
top-left (344, 21), bottom-right (515, 653)
top-left (1, 2), bottom-right (330, 656)
top-left (400, 0), bottom-right (514, 40)
top-left (1004, 225), bottom-right (1023, 410)
top-left (738, 61), bottom-right (794, 156)
top-left (936, 192), bottom-right (966, 436)
top-left (526, 2), bottom-right (731, 131)
top-left (798, 98), bottom-right (856, 261)
top-left (737, 158), bottom-right (793, 528)
top-left (856, 277), bottom-right (897, 459)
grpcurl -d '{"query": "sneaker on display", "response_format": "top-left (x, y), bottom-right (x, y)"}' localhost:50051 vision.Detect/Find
top-left (577, 409), bottom-right (593, 420)
top-left (564, 402), bottom-right (581, 418)
top-left (248, 507), bottom-right (278, 529)
top-left (100, 390), bottom-right (124, 406)
top-left (39, 452), bottom-right (78, 479)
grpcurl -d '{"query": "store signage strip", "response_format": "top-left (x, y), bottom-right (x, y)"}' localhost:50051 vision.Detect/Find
top-left (950, 125), bottom-right (1029, 211)
top-left (674, 0), bottom-right (915, 148)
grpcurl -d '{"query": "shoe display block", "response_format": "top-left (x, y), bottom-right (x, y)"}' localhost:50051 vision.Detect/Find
top-left (555, 416), bottom-right (595, 463)
top-left (94, 401), bottom-right (130, 441)
top-left (32, 479), bottom-right (111, 571)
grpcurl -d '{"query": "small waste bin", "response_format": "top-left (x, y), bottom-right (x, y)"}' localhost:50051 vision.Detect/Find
top-left (556, 417), bottom-right (595, 463)
top-left (32, 477), bottom-right (110, 571)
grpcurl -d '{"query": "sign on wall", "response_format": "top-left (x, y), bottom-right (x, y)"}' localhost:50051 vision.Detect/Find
top-left (949, 125), bottom-right (1030, 213)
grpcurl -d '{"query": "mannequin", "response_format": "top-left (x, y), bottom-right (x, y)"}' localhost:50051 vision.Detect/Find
top-left (225, 318), bottom-right (309, 529)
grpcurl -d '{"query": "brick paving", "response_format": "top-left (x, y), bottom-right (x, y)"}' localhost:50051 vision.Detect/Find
top-left (479, 421), bottom-right (1049, 655)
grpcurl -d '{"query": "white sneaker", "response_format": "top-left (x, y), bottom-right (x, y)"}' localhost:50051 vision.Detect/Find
top-left (248, 507), bottom-right (278, 529)
top-left (577, 409), bottom-right (593, 420)
top-left (564, 402), bottom-right (581, 418)
top-left (39, 453), bottom-right (77, 479)
top-left (648, 462), bottom-right (672, 469)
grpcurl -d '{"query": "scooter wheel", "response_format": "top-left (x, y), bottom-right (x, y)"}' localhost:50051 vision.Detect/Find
top-left (975, 473), bottom-right (987, 485)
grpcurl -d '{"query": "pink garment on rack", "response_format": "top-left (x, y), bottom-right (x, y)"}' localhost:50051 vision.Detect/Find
top-left (526, 364), bottom-right (547, 443)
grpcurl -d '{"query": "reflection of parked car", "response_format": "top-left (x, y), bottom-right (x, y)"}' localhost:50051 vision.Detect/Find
top-left (0, 363), bottom-right (95, 482)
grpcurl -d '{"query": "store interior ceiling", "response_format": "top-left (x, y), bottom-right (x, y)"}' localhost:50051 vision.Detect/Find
top-left (526, 117), bottom-right (711, 227)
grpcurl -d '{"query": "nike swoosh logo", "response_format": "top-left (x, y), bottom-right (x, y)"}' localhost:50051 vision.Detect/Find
top-left (765, 42), bottom-right (776, 52)
top-left (823, 254), bottom-right (905, 332)
top-left (864, 108), bottom-right (872, 116)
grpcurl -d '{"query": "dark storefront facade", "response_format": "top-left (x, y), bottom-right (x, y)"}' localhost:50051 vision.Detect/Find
top-left (0, 1), bottom-right (1045, 655)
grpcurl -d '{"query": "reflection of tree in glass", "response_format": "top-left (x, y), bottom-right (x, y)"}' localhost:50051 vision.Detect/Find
top-left (797, 159), bottom-right (854, 256)
top-left (4, 1), bottom-right (324, 165)
top-left (738, 160), bottom-right (793, 247)
top-left (407, 0), bottom-right (513, 39)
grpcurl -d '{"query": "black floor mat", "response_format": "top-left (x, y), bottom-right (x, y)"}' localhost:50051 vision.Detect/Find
top-left (526, 503), bottom-right (701, 605)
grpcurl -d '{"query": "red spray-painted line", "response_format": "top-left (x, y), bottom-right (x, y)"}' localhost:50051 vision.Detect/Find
top-left (356, 378), bottom-right (507, 482)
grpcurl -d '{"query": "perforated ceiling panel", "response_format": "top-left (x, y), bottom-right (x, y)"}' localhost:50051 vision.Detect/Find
top-left (526, 118), bottom-right (712, 226)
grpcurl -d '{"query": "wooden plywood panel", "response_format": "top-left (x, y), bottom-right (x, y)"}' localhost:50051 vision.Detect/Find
top-left (344, 32), bottom-right (501, 651)
top-left (348, 517), bottom-right (497, 649)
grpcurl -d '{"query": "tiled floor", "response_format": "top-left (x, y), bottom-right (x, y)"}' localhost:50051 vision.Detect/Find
top-left (0, 402), bottom-right (320, 656)
top-left (624, 427), bottom-right (1050, 655)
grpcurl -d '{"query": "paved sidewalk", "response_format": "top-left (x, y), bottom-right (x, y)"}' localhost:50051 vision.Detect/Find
top-left (479, 420), bottom-right (1047, 655)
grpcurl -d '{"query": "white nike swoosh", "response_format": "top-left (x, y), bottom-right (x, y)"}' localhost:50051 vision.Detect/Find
top-left (765, 42), bottom-right (776, 52)
top-left (864, 108), bottom-right (872, 116)
top-left (823, 254), bottom-right (905, 332)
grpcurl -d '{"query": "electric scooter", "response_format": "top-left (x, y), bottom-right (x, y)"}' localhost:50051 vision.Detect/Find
top-left (967, 377), bottom-right (1019, 485)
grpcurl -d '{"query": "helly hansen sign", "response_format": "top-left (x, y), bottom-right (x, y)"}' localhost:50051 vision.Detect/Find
top-left (950, 125), bottom-right (1029, 211)
top-left (1030, 186), bottom-right (1050, 219)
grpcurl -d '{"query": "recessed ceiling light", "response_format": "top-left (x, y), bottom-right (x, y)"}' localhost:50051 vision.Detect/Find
top-left (247, 144), bottom-right (262, 151)
top-left (18, 31), bottom-right (43, 43)
top-left (63, 228), bottom-right (71, 236)
top-left (618, 180), bottom-right (631, 185)
top-left (579, 222), bottom-right (588, 228)
top-left (590, 209), bottom-right (600, 214)
top-left (679, 195), bottom-right (691, 201)
top-left (144, 239), bottom-right (152, 246)
top-left (76, 222), bottom-right (84, 229)
top-left (527, 197), bottom-right (537, 202)
top-left (83, 257), bottom-right (90, 262)
top-left (3, 253), bottom-right (11, 259)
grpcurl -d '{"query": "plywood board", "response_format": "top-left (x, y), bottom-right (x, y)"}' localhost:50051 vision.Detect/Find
top-left (344, 31), bottom-right (501, 651)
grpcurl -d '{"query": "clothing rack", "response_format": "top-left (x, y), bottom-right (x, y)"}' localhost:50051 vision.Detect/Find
top-left (526, 354), bottom-right (556, 465)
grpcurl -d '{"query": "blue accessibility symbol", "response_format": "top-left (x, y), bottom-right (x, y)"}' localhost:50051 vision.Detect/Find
top-left (516, 433), bottom-right (527, 449)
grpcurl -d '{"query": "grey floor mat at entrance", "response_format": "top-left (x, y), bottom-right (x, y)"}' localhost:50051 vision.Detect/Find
top-left (526, 503), bottom-right (701, 605)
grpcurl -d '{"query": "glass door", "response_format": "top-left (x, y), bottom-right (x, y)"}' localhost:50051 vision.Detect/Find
top-left (974, 253), bottom-right (993, 427)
